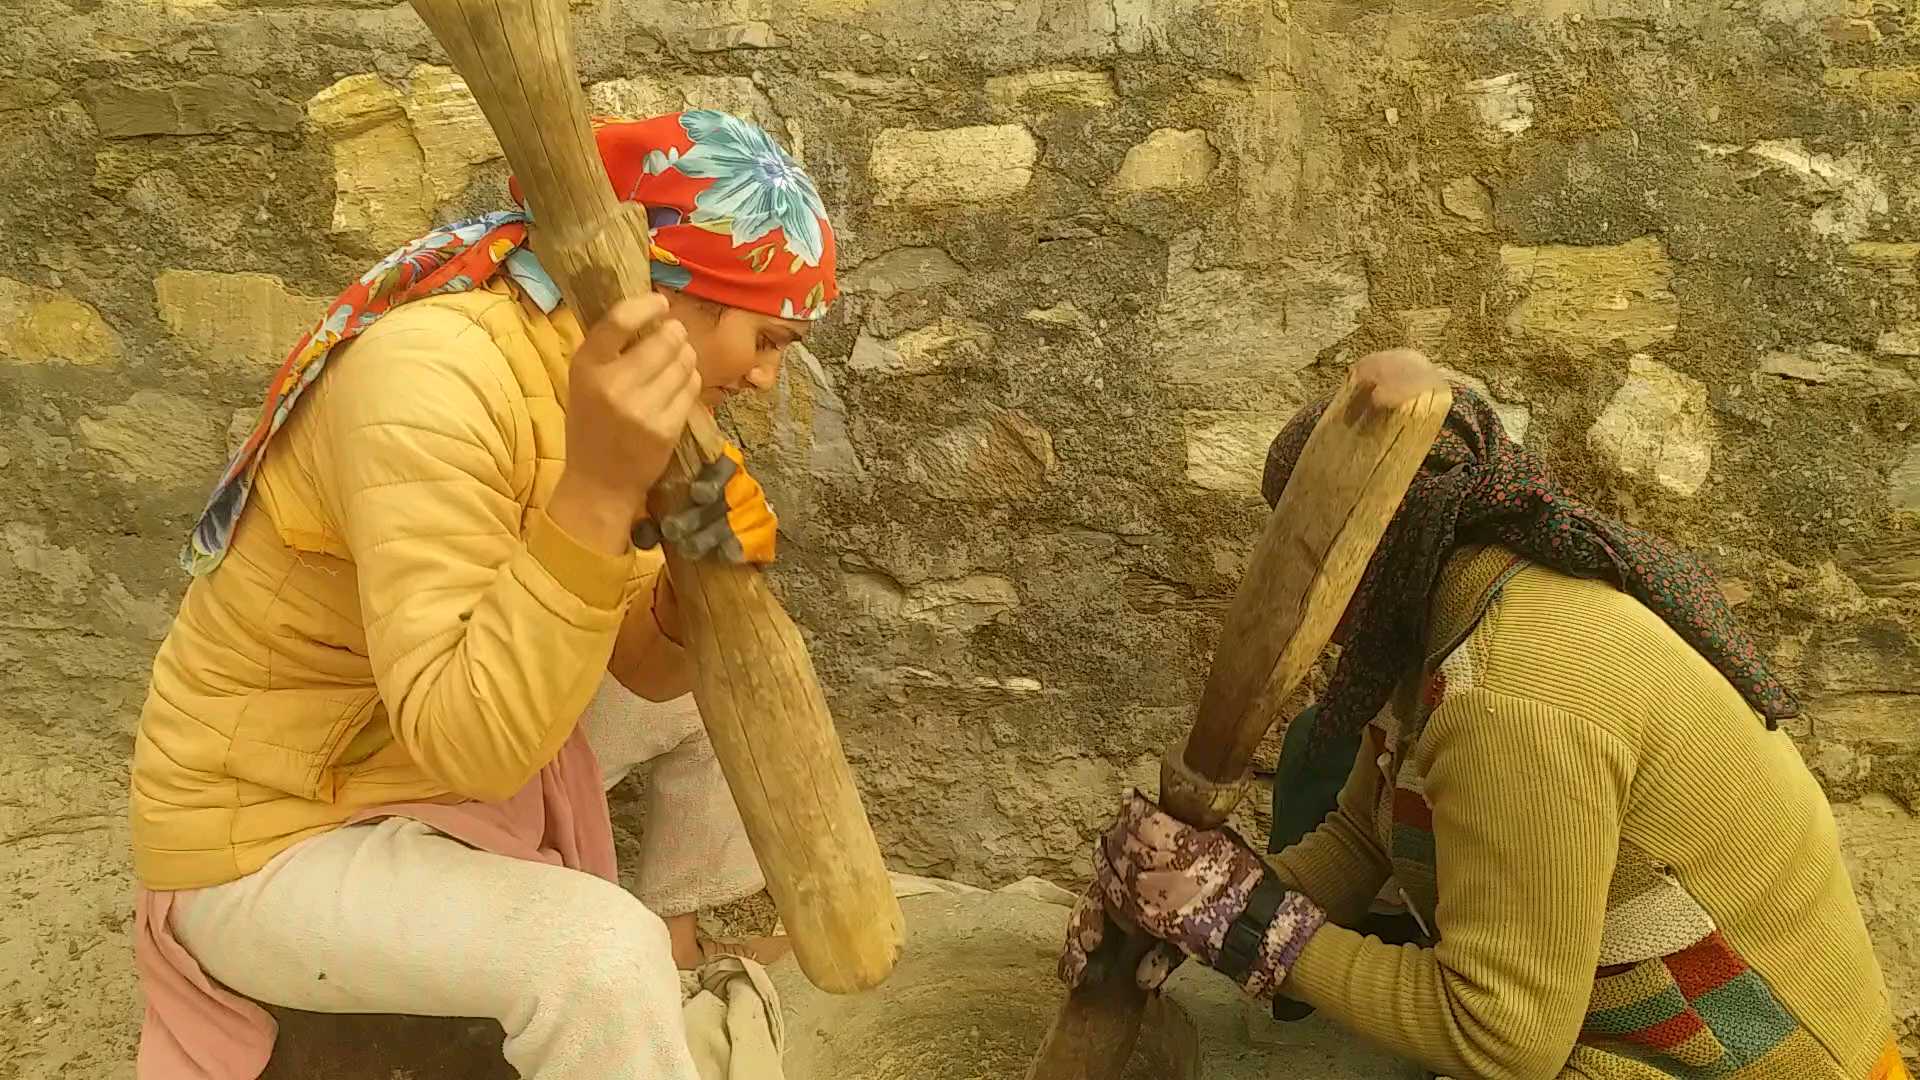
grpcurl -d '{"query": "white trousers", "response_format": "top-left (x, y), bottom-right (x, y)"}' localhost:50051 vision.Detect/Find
top-left (171, 677), bottom-right (764, 1080)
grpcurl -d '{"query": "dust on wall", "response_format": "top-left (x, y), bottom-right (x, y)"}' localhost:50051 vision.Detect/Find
top-left (1, 0), bottom-right (1916, 1074)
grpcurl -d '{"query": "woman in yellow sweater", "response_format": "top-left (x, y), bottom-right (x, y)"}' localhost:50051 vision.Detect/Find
top-left (1059, 381), bottom-right (1907, 1079)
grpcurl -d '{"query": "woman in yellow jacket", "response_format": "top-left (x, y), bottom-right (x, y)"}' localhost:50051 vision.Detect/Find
top-left (1058, 379), bottom-right (1908, 1080)
top-left (130, 112), bottom-right (829, 1079)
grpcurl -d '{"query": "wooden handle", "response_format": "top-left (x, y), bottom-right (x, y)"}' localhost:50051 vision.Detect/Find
top-left (408, 0), bottom-right (902, 994)
top-left (1027, 351), bottom-right (1452, 1079)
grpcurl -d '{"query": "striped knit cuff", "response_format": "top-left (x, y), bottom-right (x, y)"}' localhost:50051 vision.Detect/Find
top-left (1241, 891), bottom-right (1328, 1000)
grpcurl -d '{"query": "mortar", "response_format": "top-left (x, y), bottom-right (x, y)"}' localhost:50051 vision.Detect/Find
top-left (774, 891), bottom-right (1192, 1080)
top-left (773, 889), bottom-right (1423, 1080)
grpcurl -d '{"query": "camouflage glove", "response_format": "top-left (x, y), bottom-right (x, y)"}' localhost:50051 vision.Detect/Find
top-left (1057, 790), bottom-right (1327, 1000)
top-left (632, 442), bottom-right (776, 565)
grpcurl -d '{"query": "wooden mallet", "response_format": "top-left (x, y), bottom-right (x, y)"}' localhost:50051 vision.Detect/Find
top-left (406, 0), bottom-right (903, 994)
top-left (1026, 350), bottom-right (1453, 1079)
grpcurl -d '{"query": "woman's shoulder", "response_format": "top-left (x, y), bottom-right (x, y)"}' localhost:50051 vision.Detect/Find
top-left (347, 282), bottom-right (529, 356)
top-left (1440, 550), bottom-right (1761, 742)
top-left (322, 285), bottom-right (535, 414)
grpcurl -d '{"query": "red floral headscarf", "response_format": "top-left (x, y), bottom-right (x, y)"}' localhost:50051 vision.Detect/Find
top-left (510, 111), bottom-right (838, 322)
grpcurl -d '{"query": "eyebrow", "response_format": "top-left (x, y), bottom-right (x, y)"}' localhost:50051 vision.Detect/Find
top-left (767, 325), bottom-right (804, 346)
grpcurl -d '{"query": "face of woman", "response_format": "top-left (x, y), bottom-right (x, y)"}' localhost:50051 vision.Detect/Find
top-left (665, 290), bottom-right (807, 408)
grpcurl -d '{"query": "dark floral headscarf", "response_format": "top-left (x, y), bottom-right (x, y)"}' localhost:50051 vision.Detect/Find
top-left (1262, 385), bottom-right (1798, 742)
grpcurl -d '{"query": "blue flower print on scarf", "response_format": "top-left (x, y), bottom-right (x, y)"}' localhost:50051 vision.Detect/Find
top-left (675, 110), bottom-right (829, 268)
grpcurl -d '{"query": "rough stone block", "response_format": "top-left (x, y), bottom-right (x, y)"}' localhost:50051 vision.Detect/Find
top-left (0, 277), bottom-right (122, 366)
top-left (849, 319), bottom-right (993, 376)
top-left (1758, 343), bottom-right (1917, 392)
top-left (1505, 0), bottom-right (1675, 19)
top-left (1823, 67), bottom-right (1920, 101)
top-left (996, 875), bottom-right (1079, 905)
top-left (1111, 128), bottom-right (1217, 194)
top-left (795, 347), bottom-right (866, 481)
top-left (155, 270), bottom-right (328, 372)
top-left (3, 522), bottom-right (96, 602)
top-left (1502, 237), bottom-right (1677, 355)
top-left (1024, 301), bottom-right (1100, 334)
top-left (1845, 242), bottom-right (1920, 286)
top-left (1879, 324), bottom-right (1920, 357)
top-left (1464, 72), bottom-right (1535, 138)
top-left (308, 74), bottom-right (431, 254)
top-left (0, 76), bottom-right (60, 112)
top-left (1399, 307), bottom-right (1453, 355)
top-left (1833, 796), bottom-right (1920, 1061)
top-left (1588, 355), bottom-right (1713, 497)
top-left (586, 76), bottom-right (681, 120)
top-left (684, 21), bottom-right (784, 52)
top-left (907, 409), bottom-right (1057, 500)
top-left (1823, 15), bottom-right (1882, 43)
top-left (1719, 140), bottom-right (1888, 242)
top-left (1156, 235), bottom-right (1368, 395)
top-left (871, 125), bottom-right (1038, 207)
top-left (818, 71), bottom-right (939, 110)
top-left (843, 247), bottom-right (966, 297)
top-left (1893, 444), bottom-right (1920, 514)
top-left (1797, 620), bottom-right (1920, 758)
top-left (846, 571), bottom-right (1020, 629)
top-left (225, 407), bottom-right (256, 457)
top-left (90, 139), bottom-right (276, 254)
top-left (76, 390), bottom-right (224, 488)
top-left (403, 66), bottom-right (502, 207)
top-left (587, 76), bottom-right (784, 136)
top-left (81, 75), bottom-right (299, 138)
top-left (1842, 533), bottom-right (1920, 598)
top-left (1184, 410), bottom-right (1286, 493)
top-left (986, 69), bottom-right (1118, 115)
top-left (1441, 176), bottom-right (1492, 223)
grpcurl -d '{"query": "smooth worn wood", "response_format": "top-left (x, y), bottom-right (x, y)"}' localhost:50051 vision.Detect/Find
top-left (1179, 349), bottom-right (1453, 809)
top-left (407, 0), bottom-right (902, 995)
top-left (1027, 351), bottom-right (1453, 1080)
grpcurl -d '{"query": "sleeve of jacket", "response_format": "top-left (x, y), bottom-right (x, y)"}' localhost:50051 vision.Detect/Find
top-left (314, 305), bottom-right (642, 800)
top-left (607, 551), bottom-right (694, 702)
top-left (1265, 733), bottom-right (1394, 928)
top-left (1280, 687), bottom-right (1633, 1078)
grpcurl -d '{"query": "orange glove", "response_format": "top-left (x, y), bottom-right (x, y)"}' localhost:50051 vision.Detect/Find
top-left (631, 442), bottom-right (777, 565)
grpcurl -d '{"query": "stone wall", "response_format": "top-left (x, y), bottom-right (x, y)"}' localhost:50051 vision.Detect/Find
top-left (2, 0), bottom-right (1917, 1073)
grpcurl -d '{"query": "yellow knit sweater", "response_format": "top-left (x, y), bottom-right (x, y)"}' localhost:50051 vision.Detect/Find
top-left (1269, 545), bottom-right (1898, 1079)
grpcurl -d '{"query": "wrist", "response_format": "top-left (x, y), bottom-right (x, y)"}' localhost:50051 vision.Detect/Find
top-left (549, 469), bottom-right (642, 557)
top-left (650, 571), bottom-right (686, 647)
top-left (1228, 874), bottom-right (1326, 1000)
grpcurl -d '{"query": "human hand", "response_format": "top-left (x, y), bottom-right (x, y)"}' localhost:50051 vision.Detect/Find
top-left (631, 442), bottom-right (777, 565)
top-left (549, 295), bottom-right (701, 555)
top-left (1057, 791), bottom-right (1326, 999)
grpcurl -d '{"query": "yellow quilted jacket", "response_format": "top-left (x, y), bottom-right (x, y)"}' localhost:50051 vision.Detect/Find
top-left (131, 279), bottom-right (680, 890)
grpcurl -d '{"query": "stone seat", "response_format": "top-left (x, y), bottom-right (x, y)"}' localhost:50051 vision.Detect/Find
top-left (257, 1007), bottom-right (514, 1080)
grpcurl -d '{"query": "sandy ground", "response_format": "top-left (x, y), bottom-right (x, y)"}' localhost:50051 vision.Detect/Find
top-left (2, 728), bottom-right (139, 1080)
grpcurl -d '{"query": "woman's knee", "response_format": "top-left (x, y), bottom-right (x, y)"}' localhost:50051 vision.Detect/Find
top-left (540, 881), bottom-right (679, 999)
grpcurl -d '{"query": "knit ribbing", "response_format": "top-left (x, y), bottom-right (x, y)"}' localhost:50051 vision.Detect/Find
top-left (1272, 546), bottom-right (1893, 1080)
